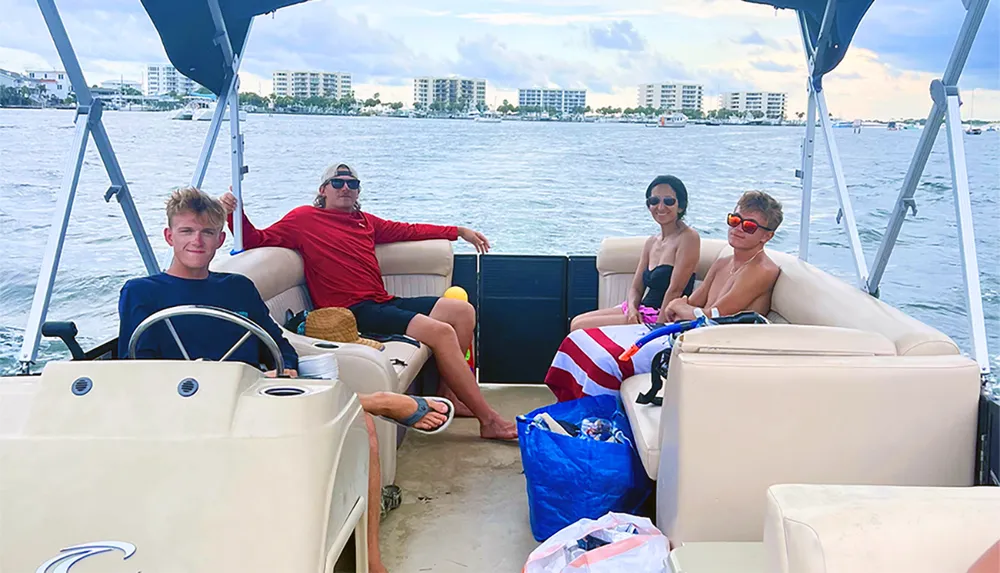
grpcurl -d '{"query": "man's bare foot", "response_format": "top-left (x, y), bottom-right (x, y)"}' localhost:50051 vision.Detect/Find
top-left (439, 385), bottom-right (475, 418)
top-left (377, 393), bottom-right (450, 432)
top-left (479, 416), bottom-right (518, 440)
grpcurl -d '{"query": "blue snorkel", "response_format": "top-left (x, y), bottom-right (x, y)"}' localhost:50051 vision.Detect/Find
top-left (618, 315), bottom-right (709, 361)
top-left (618, 311), bottom-right (770, 361)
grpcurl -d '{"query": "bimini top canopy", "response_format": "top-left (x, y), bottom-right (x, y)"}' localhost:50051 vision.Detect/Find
top-left (744, 0), bottom-right (874, 89)
top-left (140, 0), bottom-right (309, 96)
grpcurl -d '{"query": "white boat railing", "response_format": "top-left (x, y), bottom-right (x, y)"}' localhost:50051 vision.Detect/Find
top-left (17, 0), bottom-right (159, 373)
top-left (793, 0), bottom-right (992, 380)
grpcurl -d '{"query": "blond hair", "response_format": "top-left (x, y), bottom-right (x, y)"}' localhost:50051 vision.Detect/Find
top-left (165, 186), bottom-right (226, 229)
top-left (737, 190), bottom-right (784, 230)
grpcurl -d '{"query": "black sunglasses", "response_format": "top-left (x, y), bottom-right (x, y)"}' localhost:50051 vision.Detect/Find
top-left (327, 178), bottom-right (360, 190)
top-left (646, 196), bottom-right (677, 207)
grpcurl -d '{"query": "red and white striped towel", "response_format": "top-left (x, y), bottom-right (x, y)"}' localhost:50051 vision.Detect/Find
top-left (544, 324), bottom-right (672, 402)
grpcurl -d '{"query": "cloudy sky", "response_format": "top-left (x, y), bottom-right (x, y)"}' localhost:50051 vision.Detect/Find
top-left (1, 0), bottom-right (997, 119)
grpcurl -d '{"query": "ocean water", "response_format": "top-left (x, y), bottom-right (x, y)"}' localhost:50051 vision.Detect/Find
top-left (0, 109), bottom-right (997, 374)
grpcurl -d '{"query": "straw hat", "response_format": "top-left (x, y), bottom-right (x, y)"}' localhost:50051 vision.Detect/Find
top-left (304, 308), bottom-right (384, 351)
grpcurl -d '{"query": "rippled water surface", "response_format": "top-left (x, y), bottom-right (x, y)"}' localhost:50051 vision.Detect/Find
top-left (1, 109), bottom-right (997, 373)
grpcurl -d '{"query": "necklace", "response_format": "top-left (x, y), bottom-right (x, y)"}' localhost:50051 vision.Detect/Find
top-left (730, 249), bottom-right (763, 275)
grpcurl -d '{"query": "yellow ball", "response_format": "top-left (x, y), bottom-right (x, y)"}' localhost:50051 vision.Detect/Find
top-left (443, 286), bottom-right (469, 302)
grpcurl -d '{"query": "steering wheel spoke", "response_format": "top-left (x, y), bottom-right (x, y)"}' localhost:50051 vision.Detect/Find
top-left (220, 331), bottom-right (253, 362)
top-left (164, 318), bottom-right (191, 360)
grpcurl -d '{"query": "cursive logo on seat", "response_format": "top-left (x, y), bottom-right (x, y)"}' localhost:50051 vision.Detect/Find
top-left (36, 541), bottom-right (136, 573)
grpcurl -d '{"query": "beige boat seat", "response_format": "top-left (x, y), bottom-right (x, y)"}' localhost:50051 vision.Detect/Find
top-left (593, 237), bottom-right (982, 543)
top-left (763, 484), bottom-right (1000, 573)
top-left (213, 239), bottom-right (454, 485)
top-left (668, 484), bottom-right (1000, 573)
top-left (0, 361), bottom-right (370, 571)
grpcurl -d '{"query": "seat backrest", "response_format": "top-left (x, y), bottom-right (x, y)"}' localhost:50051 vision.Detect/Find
top-left (595, 237), bottom-right (958, 357)
top-left (596, 237), bottom-right (726, 309)
top-left (213, 240), bottom-right (454, 323)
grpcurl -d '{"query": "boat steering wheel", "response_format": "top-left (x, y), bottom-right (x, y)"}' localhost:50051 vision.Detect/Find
top-left (127, 305), bottom-right (285, 376)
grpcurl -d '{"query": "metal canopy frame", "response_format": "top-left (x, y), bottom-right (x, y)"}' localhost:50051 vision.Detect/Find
top-left (17, 0), bottom-right (160, 373)
top-left (17, 0), bottom-right (251, 374)
top-left (795, 0), bottom-right (992, 378)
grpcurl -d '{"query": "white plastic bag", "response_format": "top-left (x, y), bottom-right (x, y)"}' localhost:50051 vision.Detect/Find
top-left (523, 512), bottom-right (669, 573)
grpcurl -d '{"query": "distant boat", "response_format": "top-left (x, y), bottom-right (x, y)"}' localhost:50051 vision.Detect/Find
top-left (657, 113), bottom-right (687, 128)
top-left (474, 112), bottom-right (502, 123)
top-left (966, 126), bottom-right (982, 135)
top-left (887, 121), bottom-right (899, 131)
top-left (705, 119), bottom-right (722, 126)
top-left (194, 107), bottom-right (248, 122)
top-left (171, 107), bottom-right (193, 120)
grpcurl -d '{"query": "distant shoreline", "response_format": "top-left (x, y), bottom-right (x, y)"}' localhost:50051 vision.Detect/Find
top-left (2, 106), bottom-right (997, 125)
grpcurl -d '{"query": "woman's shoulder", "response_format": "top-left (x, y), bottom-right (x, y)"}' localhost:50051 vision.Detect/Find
top-left (680, 224), bottom-right (701, 241)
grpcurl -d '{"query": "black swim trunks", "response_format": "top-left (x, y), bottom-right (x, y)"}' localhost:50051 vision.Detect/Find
top-left (348, 296), bottom-right (439, 336)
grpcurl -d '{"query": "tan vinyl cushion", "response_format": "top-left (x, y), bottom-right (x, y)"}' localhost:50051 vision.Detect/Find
top-left (623, 325), bottom-right (897, 481)
top-left (595, 237), bottom-right (960, 357)
top-left (767, 250), bottom-right (959, 357)
top-left (656, 352), bottom-right (982, 544)
top-left (675, 324), bottom-right (897, 357)
top-left (375, 239), bottom-right (453, 278)
top-left (764, 485), bottom-right (1000, 573)
top-left (620, 374), bottom-right (661, 480)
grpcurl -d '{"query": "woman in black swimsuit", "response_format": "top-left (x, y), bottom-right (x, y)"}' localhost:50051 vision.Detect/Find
top-left (570, 175), bottom-right (701, 331)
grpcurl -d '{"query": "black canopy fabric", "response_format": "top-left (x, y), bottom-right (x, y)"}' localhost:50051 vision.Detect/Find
top-left (140, 0), bottom-right (308, 96)
top-left (744, 0), bottom-right (874, 89)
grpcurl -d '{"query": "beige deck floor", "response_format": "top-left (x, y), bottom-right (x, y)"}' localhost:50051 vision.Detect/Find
top-left (379, 385), bottom-right (555, 573)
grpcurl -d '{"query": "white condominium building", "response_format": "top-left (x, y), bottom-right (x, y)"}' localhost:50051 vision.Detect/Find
top-left (145, 64), bottom-right (201, 96)
top-left (637, 83), bottom-right (704, 112)
top-left (413, 77), bottom-right (487, 107)
top-left (272, 70), bottom-right (352, 99)
top-left (719, 91), bottom-right (788, 120)
top-left (517, 88), bottom-right (587, 114)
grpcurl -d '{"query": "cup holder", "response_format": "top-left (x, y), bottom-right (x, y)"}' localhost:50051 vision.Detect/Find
top-left (313, 342), bottom-right (339, 349)
top-left (262, 386), bottom-right (307, 397)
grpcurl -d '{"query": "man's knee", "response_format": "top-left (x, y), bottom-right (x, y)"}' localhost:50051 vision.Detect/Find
top-left (416, 318), bottom-right (457, 347)
top-left (569, 315), bottom-right (582, 331)
top-left (435, 297), bottom-right (474, 323)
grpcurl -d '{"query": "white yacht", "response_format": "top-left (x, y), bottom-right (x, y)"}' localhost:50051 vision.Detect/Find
top-left (194, 106), bottom-right (248, 121)
top-left (170, 105), bottom-right (194, 120)
top-left (657, 112), bottom-right (687, 128)
top-left (4, 0), bottom-right (998, 572)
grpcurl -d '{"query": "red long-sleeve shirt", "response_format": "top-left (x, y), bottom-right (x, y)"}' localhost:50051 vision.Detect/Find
top-left (228, 206), bottom-right (458, 309)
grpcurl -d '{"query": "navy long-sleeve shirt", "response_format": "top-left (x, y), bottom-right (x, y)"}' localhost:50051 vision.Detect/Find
top-left (117, 272), bottom-right (298, 370)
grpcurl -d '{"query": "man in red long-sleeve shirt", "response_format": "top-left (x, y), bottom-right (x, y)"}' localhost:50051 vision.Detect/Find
top-left (222, 163), bottom-right (516, 440)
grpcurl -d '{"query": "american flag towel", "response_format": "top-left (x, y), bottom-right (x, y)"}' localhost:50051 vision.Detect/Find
top-left (544, 324), bottom-right (672, 402)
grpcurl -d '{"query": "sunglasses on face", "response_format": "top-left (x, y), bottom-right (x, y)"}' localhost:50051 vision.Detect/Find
top-left (327, 178), bottom-right (360, 190)
top-left (646, 196), bottom-right (677, 207)
top-left (727, 212), bottom-right (773, 234)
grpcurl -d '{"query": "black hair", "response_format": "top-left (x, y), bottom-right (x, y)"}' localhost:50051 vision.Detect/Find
top-left (645, 175), bottom-right (689, 219)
